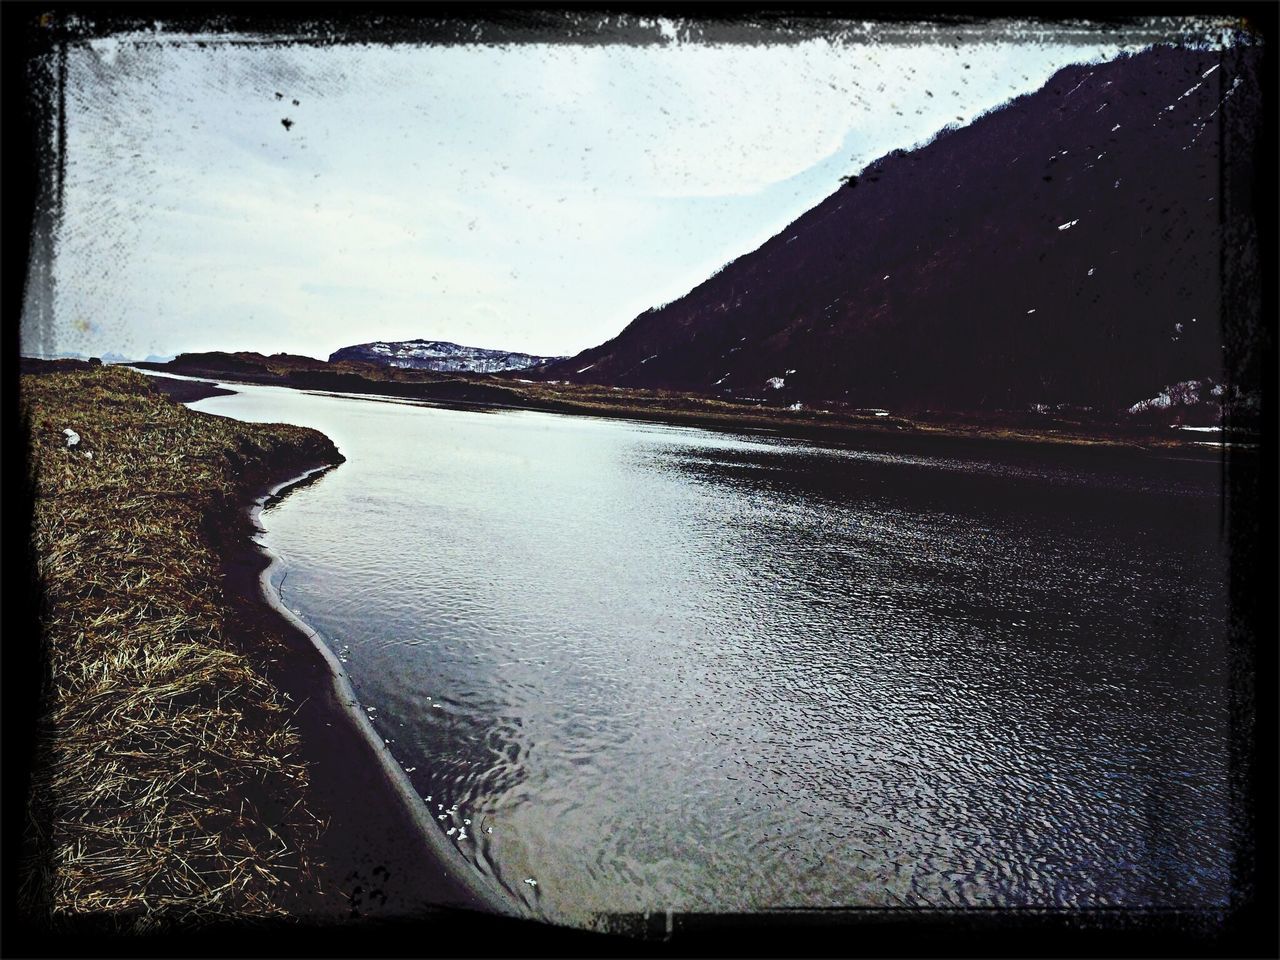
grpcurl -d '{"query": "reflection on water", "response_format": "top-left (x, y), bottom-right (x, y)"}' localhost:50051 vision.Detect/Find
top-left (191, 384), bottom-right (1235, 926)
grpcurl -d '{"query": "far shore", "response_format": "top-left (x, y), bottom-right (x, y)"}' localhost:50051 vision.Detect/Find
top-left (130, 358), bottom-right (1252, 465)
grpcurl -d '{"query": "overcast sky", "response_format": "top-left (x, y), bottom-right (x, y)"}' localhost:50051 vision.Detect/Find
top-left (24, 21), bottom-right (1142, 361)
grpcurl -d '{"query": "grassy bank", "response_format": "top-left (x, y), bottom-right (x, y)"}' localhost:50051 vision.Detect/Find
top-left (18, 365), bottom-right (343, 929)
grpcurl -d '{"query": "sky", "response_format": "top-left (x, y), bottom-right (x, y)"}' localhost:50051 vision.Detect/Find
top-left (21, 19), bottom-right (1154, 361)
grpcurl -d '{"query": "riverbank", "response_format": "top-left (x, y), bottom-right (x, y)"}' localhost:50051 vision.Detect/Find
top-left (16, 363), bottom-right (503, 930)
top-left (132, 353), bottom-right (1254, 462)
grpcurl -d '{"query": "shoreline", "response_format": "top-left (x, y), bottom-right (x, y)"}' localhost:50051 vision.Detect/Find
top-left (236, 464), bottom-right (523, 921)
top-left (192, 398), bottom-right (522, 922)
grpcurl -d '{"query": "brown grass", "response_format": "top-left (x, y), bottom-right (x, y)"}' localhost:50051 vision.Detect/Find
top-left (19, 366), bottom-right (343, 930)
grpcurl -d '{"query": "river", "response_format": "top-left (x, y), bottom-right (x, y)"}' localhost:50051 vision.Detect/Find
top-left (188, 381), bottom-right (1237, 927)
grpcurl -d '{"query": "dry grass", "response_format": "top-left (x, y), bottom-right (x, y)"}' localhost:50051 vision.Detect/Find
top-left (18, 366), bottom-right (343, 930)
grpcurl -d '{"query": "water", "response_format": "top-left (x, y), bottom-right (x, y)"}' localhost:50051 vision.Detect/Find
top-left (190, 383), bottom-right (1236, 926)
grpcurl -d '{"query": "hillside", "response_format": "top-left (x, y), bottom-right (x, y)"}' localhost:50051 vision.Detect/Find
top-left (539, 43), bottom-right (1263, 419)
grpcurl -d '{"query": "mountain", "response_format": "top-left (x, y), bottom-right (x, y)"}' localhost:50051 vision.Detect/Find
top-left (330, 339), bottom-right (563, 373)
top-left (539, 44), bottom-right (1263, 416)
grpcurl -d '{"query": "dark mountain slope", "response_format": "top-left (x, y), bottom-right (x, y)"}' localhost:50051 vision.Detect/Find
top-left (541, 44), bottom-right (1262, 413)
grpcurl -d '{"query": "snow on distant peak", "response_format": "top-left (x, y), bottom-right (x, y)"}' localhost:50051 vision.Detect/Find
top-left (1057, 219), bottom-right (1079, 231)
top-left (330, 339), bottom-right (563, 373)
top-left (766, 377), bottom-right (785, 390)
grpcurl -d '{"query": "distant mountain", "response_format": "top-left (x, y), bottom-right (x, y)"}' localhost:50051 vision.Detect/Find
top-left (539, 44), bottom-right (1262, 417)
top-left (329, 339), bottom-right (563, 374)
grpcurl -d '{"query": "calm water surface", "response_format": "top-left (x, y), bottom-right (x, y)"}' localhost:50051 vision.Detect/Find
top-left (191, 383), bottom-right (1236, 926)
